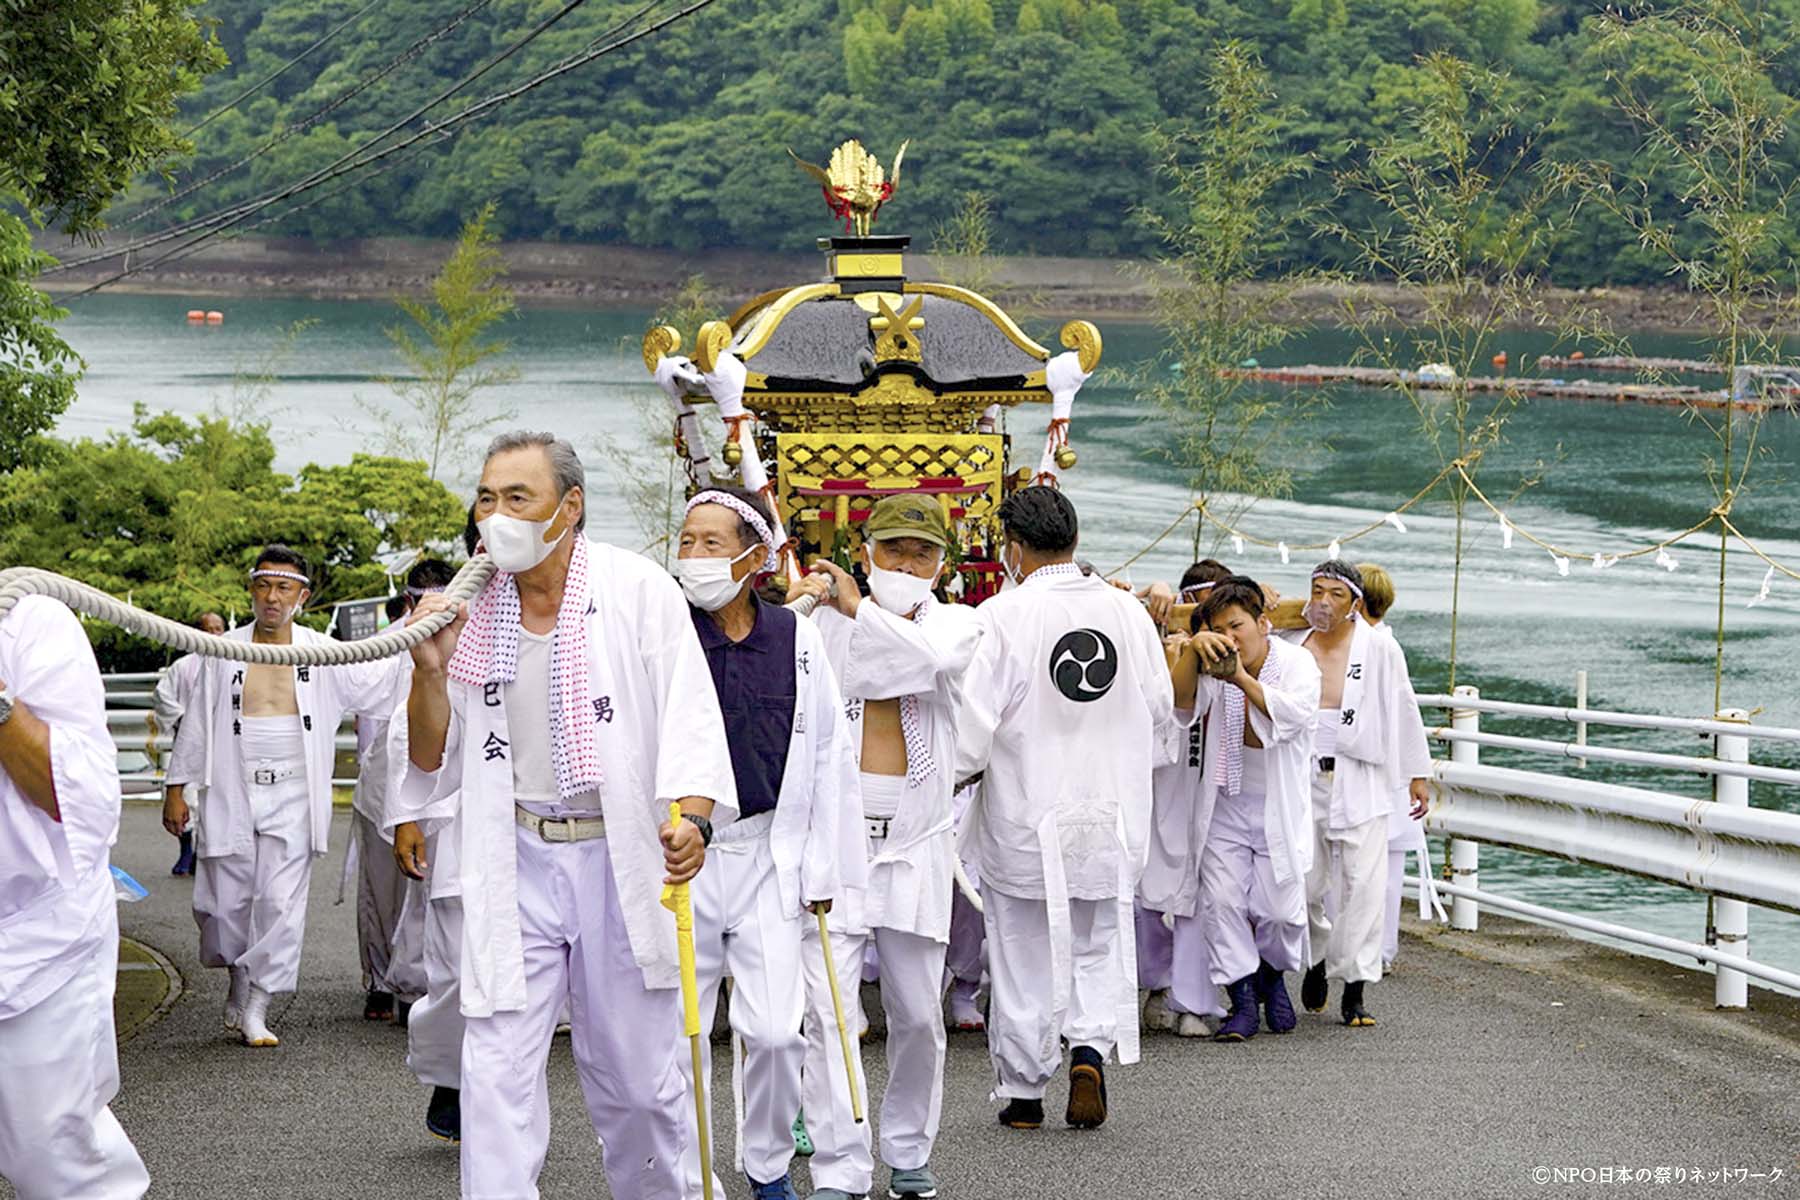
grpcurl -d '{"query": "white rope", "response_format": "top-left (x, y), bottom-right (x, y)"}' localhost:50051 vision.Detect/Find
top-left (4, 560), bottom-right (992, 906)
top-left (0, 558), bottom-right (497, 665)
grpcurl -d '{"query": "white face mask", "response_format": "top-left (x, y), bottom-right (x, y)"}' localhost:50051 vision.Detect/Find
top-left (679, 544), bottom-right (759, 612)
top-left (479, 503), bottom-right (569, 574)
top-left (1304, 599), bottom-right (1348, 633)
top-left (1002, 543), bottom-right (1026, 587)
top-left (864, 552), bottom-right (940, 615)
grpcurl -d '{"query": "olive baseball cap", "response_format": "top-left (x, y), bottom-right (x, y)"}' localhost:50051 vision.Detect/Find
top-left (864, 494), bottom-right (950, 548)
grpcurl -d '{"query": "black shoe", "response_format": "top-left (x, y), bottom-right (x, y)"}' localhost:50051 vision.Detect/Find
top-left (997, 1097), bottom-right (1044, 1129)
top-left (171, 831), bottom-right (195, 877)
top-left (364, 989), bottom-right (395, 1021)
top-left (1301, 961), bottom-right (1328, 1012)
top-left (396, 999), bottom-right (413, 1028)
top-left (1065, 1045), bottom-right (1107, 1129)
top-left (426, 1086), bottom-right (461, 1142)
top-left (1341, 980), bottom-right (1375, 1027)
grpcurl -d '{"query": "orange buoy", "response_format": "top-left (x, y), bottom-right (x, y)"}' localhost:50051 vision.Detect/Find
top-left (206, 310), bottom-right (224, 324)
top-left (1570, 350), bottom-right (1585, 360)
top-left (186, 309), bottom-right (205, 322)
top-left (1492, 351), bottom-right (1508, 367)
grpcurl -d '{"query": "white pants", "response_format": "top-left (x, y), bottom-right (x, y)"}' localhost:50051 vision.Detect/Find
top-left (1140, 898), bottom-right (1224, 1017)
top-left (1384, 847), bottom-right (1407, 965)
top-left (1134, 904), bottom-right (1170, 991)
top-left (982, 886), bottom-right (1120, 1101)
top-left (355, 809), bottom-right (424, 996)
top-left (1204, 789), bottom-right (1307, 986)
top-left (193, 769), bottom-right (312, 993)
top-left (678, 825), bottom-right (806, 1194)
top-left (945, 882), bottom-right (986, 986)
top-left (407, 894), bottom-right (465, 1091)
top-left (801, 917), bottom-right (947, 1192)
top-left (460, 829), bottom-right (687, 1200)
top-left (0, 919), bottom-right (149, 1200)
top-left (1305, 775), bottom-right (1388, 984)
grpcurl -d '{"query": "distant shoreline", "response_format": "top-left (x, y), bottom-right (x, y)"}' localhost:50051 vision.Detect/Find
top-left (36, 233), bottom-right (1760, 334)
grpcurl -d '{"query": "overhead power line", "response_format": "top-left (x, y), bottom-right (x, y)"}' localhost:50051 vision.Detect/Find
top-left (58, 0), bottom-right (723, 298)
top-left (120, 0), bottom-right (503, 229)
top-left (182, 0), bottom-right (386, 138)
top-left (52, 0), bottom-right (619, 274)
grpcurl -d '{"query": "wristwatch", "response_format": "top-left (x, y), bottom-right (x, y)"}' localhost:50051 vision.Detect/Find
top-left (0, 686), bottom-right (13, 727)
top-left (680, 811), bottom-right (713, 847)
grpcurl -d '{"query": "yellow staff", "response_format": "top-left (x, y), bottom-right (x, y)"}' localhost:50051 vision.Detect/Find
top-left (661, 803), bottom-right (713, 1200)
top-left (814, 907), bottom-right (866, 1124)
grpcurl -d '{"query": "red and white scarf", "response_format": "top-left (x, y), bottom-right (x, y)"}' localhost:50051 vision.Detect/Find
top-left (1219, 639), bottom-right (1284, 797)
top-left (447, 535), bottom-right (603, 802)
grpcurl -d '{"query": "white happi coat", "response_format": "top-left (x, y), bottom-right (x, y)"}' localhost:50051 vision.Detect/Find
top-left (1290, 616), bottom-right (1433, 829)
top-left (385, 540), bottom-right (738, 1016)
top-left (152, 653), bottom-right (205, 730)
top-left (954, 567), bottom-right (1176, 1065)
top-left (721, 608), bottom-right (866, 916)
top-left (1368, 622), bottom-right (1429, 853)
top-left (165, 624), bottom-right (407, 859)
top-left (1139, 636), bottom-right (1322, 917)
top-left (814, 596), bottom-right (981, 941)
top-left (0, 597), bottom-right (122, 1020)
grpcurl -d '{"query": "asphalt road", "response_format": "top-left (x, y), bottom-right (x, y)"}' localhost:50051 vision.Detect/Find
top-left (17, 804), bottom-right (1800, 1200)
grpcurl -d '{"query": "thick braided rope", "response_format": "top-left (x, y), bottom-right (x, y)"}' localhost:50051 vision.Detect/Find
top-left (0, 558), bottom-right (497, 665)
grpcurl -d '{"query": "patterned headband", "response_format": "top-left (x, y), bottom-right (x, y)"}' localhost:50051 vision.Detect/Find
top-left (1178, 581), bottom-right (1217, 602)
top-left (1311, 568), bottom-right (1363, 600)
top-left (249, 568), bottom-right (311, 588)
top-left (686, 490), bottom-right (780, 572)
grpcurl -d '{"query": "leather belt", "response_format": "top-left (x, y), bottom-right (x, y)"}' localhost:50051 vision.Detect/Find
top-left (866, 817), bottom-right (892, 840)
top-left (1316, 756), bottom-right (1337, 773)
top-left (249, 765), bottom-right (300, 786)
top-left (515, 805), bottom-right (606, 843)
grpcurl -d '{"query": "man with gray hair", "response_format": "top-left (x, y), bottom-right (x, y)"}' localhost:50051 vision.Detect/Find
top-left (390, 431), bottom-right (737, 1200)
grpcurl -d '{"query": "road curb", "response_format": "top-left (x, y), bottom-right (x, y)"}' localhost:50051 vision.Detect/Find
top-left (117, 934), bottom-right (183, 1043)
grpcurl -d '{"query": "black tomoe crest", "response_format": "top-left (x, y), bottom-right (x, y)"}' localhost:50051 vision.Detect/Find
top-left (1049, 628), bottom-right (1118, 703)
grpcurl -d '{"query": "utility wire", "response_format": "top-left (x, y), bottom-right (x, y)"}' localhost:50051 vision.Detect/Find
top-left (120, 0), bottom-right (502, 229)
top-left (51, 0), bottom-right (622, 274)
top-left (60, 0), bottom-right (719, 298)
top-left (182, 0), bottom-right (385, 138)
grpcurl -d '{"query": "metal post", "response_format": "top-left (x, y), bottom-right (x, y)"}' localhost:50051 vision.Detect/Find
top-left (1574, 669), bottom-right (1589, 769)
top-left (1449, 684), bottom-right (1480, 932)
top-left (1712, 707), bottom-right (1751, 1009)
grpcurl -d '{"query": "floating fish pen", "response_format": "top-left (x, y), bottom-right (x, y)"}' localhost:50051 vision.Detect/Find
top-left (1223, 364), bottom-right (1778, 412)
top-left (1534, 354), bottom-right (1719, 374)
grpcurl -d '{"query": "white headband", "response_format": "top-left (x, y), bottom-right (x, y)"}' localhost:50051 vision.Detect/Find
top-left (404, 585), bottom-right (446, 597)
top-left (1310, 569), bottom-right (1363, 600)
top-left (1179, 582), bottom-right (1217, 602)
top-left (250, 568), bottom-right (311, 588)
top-left (686, 490), bottom-right (780, 572)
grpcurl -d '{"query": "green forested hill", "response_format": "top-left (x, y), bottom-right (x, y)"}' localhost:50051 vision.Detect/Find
top-left (127, 0), bottom-right (1800, 285)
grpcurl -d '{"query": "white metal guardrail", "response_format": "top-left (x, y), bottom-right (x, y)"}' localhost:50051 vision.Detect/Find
top-left (106, 670), bottom-right (361, 790)
top-left (1419, 685), bottom-right (1795, 1007)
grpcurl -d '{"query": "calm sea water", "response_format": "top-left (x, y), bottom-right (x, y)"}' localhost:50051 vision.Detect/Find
top-left (53, 293), bottom-right (1800, 979)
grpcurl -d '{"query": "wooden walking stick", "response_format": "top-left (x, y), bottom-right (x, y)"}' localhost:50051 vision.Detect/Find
top-left (814, 907), bottom-right (866, 1124)
top-left (661, 803), bottom-right (714, 1200)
